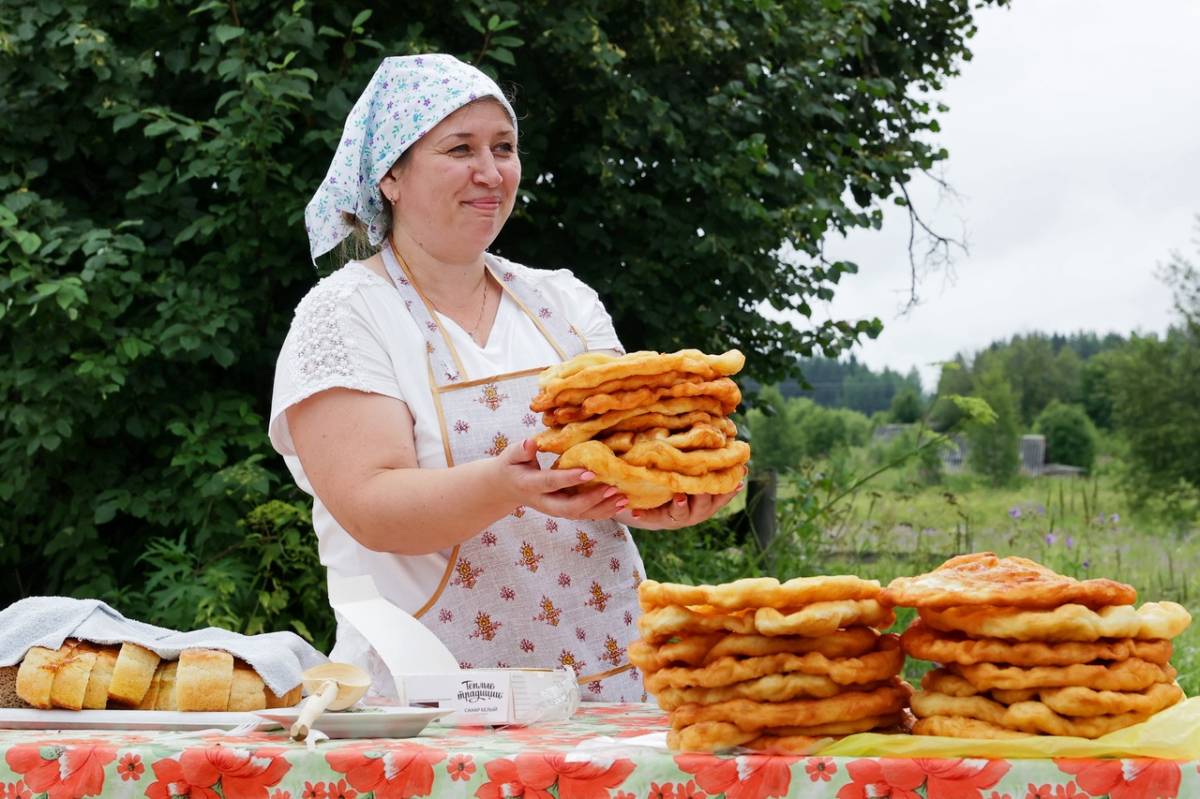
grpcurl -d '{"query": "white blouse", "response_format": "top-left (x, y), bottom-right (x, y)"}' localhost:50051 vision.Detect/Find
top-left (269, 256), bottom-right (623, 615)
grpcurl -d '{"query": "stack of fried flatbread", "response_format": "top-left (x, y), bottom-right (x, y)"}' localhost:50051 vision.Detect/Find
top-left (13, 639), bottom-right (300, 712)
top-left (630, 575), bottom-right (911, 752)
top-left (883, 552), bottom-right (1192, 739)
top-left (532, 349), bottom-right (750, 509)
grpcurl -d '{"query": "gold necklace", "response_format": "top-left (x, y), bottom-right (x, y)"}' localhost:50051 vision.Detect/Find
top-left (389, 239), bottom-right (490, 341)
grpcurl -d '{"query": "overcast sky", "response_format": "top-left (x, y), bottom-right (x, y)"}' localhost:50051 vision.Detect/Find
top-left (807, 0), bottom-right (1200, 391)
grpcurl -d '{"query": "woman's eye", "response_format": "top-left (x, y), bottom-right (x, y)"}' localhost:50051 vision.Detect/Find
top-left (494, 142), bottom-right (516, 155)
top-left (449, 144), bottom-right (471, 155)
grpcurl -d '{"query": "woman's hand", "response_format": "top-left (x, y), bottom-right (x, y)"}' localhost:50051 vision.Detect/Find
top-left (493, 439), bottom-right (628, 520)
top-left (615, 482), bottom-right (744, 531)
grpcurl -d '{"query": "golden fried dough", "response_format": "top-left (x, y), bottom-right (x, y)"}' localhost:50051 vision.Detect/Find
top-left (754, 600), bottom-right (895, 637)
top-left (919, 601), bottom-right (1192, 642)
top-left (628, 634), bottom-right (725, 671)
top-left (669, 679), bottom-right (911, 732)
top-left (638, 605), bottom-right (757, 640)
top-left (609, 412), bottom-right (738, 435)
top-left (704, 627), bottom-right (881, 663)
top-left (638, 575), bottom-right (881, 613)
top-left (901, 619), bottom-right (1174, 666)
top-left (536, 397), bottom-right (726, 454)
top-left (911, 690), bottom-right (1153, 738)
top-left (913, 716), bottom-right (1033, 739)
top-left (654, 674), bottom-right (890, 710)
top-left (611, 439), bottom-right (750, 477)
top-left (882, 552), bottom-right (1137, 609)
top-left (767, 712), bottom-right (905, 738)
top-left (556, 440), bottom-right (744, 509)
top-left (644, 634), bottom-right (903, 692)
top-left (629, 627), bottom-right (880, 672)
top-left (949, 658), bottom-right (1176, 692)
top-left (544, 377), bottom-right (742, 424)
top-left (531, 370), bottom-right (704, 411)
top-left (600, 423), bottom-right (728, 454)
top-left (666, 721), bottom-right (758, 752)
top-left (1036, 681), bottom-right (1185, 717)
top-left (921, 668), bottom-right (992, 698)
top-left (536, 349), bottom-right (745, 402)
top-left (740, 735), bottom-right (825, 755)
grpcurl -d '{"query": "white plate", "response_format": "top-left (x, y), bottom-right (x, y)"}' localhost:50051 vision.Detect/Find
top-left (0, 708), bottom-right (276, 731)
top-left (255, 706), bottom-right (452, 739)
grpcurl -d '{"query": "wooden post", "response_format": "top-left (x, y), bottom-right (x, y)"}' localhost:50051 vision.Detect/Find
top-left (747, 469), bottom-right (778, 561)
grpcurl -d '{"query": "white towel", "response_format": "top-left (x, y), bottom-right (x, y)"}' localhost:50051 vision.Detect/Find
top-left (0, 596), bottom-right (327, 696)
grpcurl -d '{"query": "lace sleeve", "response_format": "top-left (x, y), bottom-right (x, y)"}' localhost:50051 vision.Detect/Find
top-left (269, 265), bottom-right (407, 456)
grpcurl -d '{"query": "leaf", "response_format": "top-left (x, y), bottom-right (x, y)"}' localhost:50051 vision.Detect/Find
top-left (317, 25), bottom-right (342, 38)
top-left (487, 14), bottom-right (501, 31)
top-left (112, 113), bottom-right (140, 132)
top-left (463, 10), bottom-right (484, 33)
top-left (213, 24), bottom-right (245, 44)
top-left (488, 47), bottom-right (515, 66)
top-left (491, 36), bottom-right (524, 48)
top-left (351, 9), bottom-right (372, 29)
top-left (143, 119), bottom-right (175, 137)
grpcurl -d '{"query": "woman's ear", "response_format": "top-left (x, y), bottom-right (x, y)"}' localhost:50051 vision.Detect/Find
top-left (379, 170), bottom-right (400, 205)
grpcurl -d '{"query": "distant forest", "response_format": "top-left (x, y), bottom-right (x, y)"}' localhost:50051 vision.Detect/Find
top-left (779, 331), bottom-right (1131, 419)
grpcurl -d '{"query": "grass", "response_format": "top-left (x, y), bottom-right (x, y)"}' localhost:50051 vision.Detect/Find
top-left (633, 462), bottom-right (1200, 695)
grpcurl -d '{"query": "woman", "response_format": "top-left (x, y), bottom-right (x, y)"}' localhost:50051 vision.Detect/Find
top-left (270, 54), bottom-right (740, 701)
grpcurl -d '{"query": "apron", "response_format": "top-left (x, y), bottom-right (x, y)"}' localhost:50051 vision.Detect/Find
top-left (381, 244), bottom-right (646, 702)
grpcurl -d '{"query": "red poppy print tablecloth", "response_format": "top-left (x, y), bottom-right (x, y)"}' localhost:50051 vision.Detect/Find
top-left (1, 703), bottom-right (1196, 799)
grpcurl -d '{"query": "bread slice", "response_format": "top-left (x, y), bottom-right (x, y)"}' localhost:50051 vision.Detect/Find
top-left (82, 646), bottom-right (119, 709)
top-left (16, 644), bottom-right (74, 709)
top-left (265, 684), bottom-right (302, 708)
top-left (227, 661), bottom-right (266, 711)
top-left (50, 641), bottom-right (99, 711)
top-left (108, 643), bottom-right (161, 706)
top-left (135, 665), bottom-right (162, 710)
top-left (154, 661), bottom-right (179, 711)
top-left (177, 649), bottom-right (234, 711)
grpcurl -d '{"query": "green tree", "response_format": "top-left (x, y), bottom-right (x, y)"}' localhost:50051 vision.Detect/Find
top-left (0, 0), bottom-right (1005, 620)
top-left (745, 386), bottom-right (806, 473)
top-left (889, 386), bottom-right (924, 423)
top-left (1080, 351), bottom-right (1119, 430)
top-left (929, 357), bottom-right (973, 431)
top-left (1034, 401), bottom-right (1097, 471)
top-left (967, 365), bottom-right (1020, 485)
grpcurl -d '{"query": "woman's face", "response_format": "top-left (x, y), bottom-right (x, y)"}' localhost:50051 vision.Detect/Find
top-left (383, 99), bottom-right (520, 264)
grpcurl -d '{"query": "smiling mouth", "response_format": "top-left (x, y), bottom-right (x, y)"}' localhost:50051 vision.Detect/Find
top-left (464, 198), bottom-right (502, 210)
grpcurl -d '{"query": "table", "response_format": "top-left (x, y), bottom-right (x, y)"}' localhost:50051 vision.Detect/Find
top-left (1, 703), bottom-right (1196, 799)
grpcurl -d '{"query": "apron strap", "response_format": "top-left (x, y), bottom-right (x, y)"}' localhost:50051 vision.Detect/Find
top-left (381, 243), bottom-right (588, 386)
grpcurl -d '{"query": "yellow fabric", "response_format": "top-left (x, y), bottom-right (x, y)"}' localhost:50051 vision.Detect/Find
top-left (819, 696), bottom-right (1200, 760)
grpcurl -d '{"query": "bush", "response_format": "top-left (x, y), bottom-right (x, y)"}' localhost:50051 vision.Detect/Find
top-left (1035, 401), bottom-right (1097, 471)
top-left (889, 387), bottom-right (924, 423)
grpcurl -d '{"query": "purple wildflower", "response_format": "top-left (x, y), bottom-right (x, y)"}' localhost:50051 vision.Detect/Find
top-left (1008, 506), bottom-right (1022, 520)
top-left (1044, 532), bottom-right (1057, 546)
top-left (1110, 513), bottom-right (1120, 524)
top-left (1066, 535), bottom-right (1075, 549)
top-left (1082, 559), bottom-right (1091, 570)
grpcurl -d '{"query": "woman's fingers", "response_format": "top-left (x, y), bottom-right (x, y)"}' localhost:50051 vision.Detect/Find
top-left (538, 482), bottom-right (626, 519)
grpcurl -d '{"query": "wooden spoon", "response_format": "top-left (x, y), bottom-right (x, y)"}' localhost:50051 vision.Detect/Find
top-left (289, 662), bottom-right (371, 741)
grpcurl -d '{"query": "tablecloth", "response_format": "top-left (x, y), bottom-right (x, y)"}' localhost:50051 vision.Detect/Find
top-left (1, 703), bottom-right (1197, 799)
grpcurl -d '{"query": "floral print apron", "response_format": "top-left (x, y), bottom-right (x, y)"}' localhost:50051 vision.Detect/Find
top-left (382, 245), bottom-right (646, 702)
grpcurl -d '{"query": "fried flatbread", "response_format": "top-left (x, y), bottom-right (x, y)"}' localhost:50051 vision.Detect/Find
top-left (901, 618), bottom-right (1174, 666)
top-left (949, 658), bottom-right (1176, 692)
top-left (754, 600), bottom-right (895, 637)
top-left (531, 370), bottom-right (704, 411)
top-left (913, 716), bottom-right (1034, 739)
top-left (882, 552), bottom-right (1137, 609)
top-left (669, 679), bottom-right (911, 732)
top-left (911, 690), bottom-right (1156, 738)
top-left (919, 601), bottom-right (1191, 642)
top-left (536, 398), bottom-right (726, 454)
top-left (556, 440), bottom-right (743, 508)
top-left (654, 675), bottom-right (890, 710)
top-left (544, 377), bottom-right (741, 424)
top-left (628, 627), bottom-right (880, 672)
top-left (667, 720), bottom-right (758, 752)
top-left (644, 634), bottom-right (903, 691)
top-left (536, 349), bottom-right (745, 402)
top-left (638, 575), bottom-right (882, 613)
top-left (600, 423), bottom-right (729, 454)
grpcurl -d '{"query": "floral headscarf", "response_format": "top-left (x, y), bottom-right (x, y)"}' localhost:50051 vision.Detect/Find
top-left (304, 54), bottom-right (517, 262)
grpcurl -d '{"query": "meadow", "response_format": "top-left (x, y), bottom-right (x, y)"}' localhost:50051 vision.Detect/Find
top-left (632, 461), bottom-right (1200, 695)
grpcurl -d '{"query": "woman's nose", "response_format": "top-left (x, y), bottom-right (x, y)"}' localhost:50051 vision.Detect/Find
top-left (473, 152), bottom-right (503, 186)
